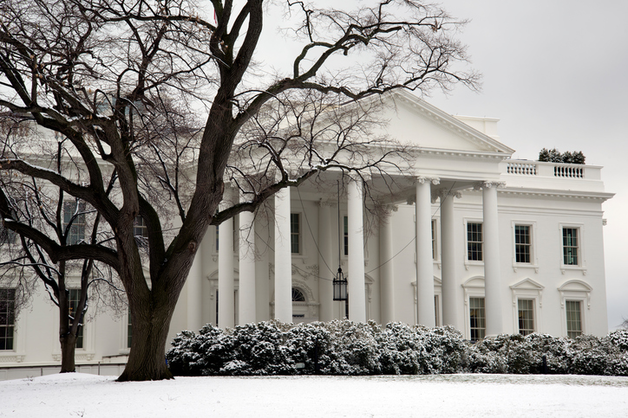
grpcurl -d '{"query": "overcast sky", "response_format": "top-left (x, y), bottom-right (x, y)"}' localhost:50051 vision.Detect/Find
top-left (425, 0), bottom-right (628, 329)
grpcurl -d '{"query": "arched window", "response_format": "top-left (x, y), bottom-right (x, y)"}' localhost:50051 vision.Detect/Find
top-left (292, 288), bottom-right (306, 302)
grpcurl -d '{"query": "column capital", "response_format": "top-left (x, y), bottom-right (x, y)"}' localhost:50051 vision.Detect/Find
top-left (317, 198), bottom-right (336, 208)
top-left (477, 181), bottom-right (506, 190)
top-left (437, 189), bottom-right (462, 200)
top-left (416, 176), bottom-right (440, 186)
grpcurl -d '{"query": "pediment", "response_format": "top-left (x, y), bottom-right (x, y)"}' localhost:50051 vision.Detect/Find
top-left (373, 90), bottom-right (515, 155)
top-left (558, 279), bottom-right (592, 292)
top-left (462, 276), bottom-right (485, 288)
top-left (510, 278), bottom-right (545, 291)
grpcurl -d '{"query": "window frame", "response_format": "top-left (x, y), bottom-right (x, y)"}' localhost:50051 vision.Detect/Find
top-left (343, 215), bottom-right (349, 257)
top-left (462, 276), bottom-right (485, 341)
top-left (469, 297), bottom-right (486, 342)
top-left (68, 289), bottom-right (85, 349)
top-left (558, 279), bottom-right (591, 337)
top-left (290, 212), bottom-right (302, 255)
top-left (510, 221), bottom-right (539, 272)
top-left (559, 224), bottom-right (586, 273)
top-left (464, 219), bottom-right (484, 268)
top-left (63, 200), bottom-right (87, 245)
top-left (0, 288), bottom-right (16, 351)
top-left (517, 298), bottom-right (535, 336)
top-left (565, 300), bottom-right (583, 338)
top-left (509, 278), bottom-right (544, 335)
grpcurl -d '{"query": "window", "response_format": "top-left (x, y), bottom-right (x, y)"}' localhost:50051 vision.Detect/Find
top-left (290, 213), bottom-right (300, 254)
top-left (514, 225), bottom-right (531, 263)
top-left (469, 297), bottom-right (485, 342)
top-left (63, 201), bottom-right (86, 245)
top-left (0, 289), bottom-right (16, 350)
top-left (431, 219), bottom-right (437, 259)
top-left (467, 222), bottom-right (483, 261)
top-left (434, 295), bottom-right (440, 326)
top-left (517, 299), bottom-right (535, 336)
top-left (292, 288), bottom-right (306, 302)
top-left (562, 227), bottom-right (579, 265)
top-left (68, 289), bottom-right (85, 349)
top-left (127, 312), bottom-right (132, 348)
top-left (343, 216), bottom-right (348, 256)
top-left (566, 300), bottom-right (583, 338)
top-left (133, 216), bottom-right (148, 246)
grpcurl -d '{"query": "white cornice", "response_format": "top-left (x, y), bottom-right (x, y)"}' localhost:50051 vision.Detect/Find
top-left (497, 188), bottom-right (615, 202)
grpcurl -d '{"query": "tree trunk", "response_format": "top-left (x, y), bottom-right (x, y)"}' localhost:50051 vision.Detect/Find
top-left (60, 333), bottom-right (77, 373)
top-left (117, 291), bottom-right (178, 382)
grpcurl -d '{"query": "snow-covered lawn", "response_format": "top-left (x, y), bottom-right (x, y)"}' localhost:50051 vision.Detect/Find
top-left (1, 373), bottom-right (627, 417)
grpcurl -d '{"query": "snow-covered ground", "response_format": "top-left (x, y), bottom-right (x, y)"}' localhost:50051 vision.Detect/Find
top-left (1, 373), bottom-right (627, 417)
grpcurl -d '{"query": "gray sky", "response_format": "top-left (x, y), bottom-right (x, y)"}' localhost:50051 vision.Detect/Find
top-left (426, 0), bottom-right (628, 329)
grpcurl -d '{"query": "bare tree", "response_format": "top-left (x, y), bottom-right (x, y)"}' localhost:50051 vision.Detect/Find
top-left (0, 0), bottom-right (478, 381)
top-left (0, 121), bottom-right (124, 372)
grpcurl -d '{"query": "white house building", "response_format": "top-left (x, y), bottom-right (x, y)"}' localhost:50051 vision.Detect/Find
top-left (0, 90), bottom-right (613, 379)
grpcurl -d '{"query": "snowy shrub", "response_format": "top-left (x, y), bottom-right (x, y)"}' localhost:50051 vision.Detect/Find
top-left (167, 321), bottom-right (628, 377)
top-left (166, 325), bottom-right (234, 376)
top-left (322, 320), bottom-right (382, 375)
top-left (608, 329), bottom-right (628, 351)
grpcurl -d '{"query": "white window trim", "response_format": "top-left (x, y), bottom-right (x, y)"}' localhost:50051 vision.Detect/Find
top-left (558, 279), bottom-right (592, 337)
top-left (410, 277), bottom-right (442, 326)
top-left (462, 276), bottom-right (485, 340)
top-left (463, 218), bottom-right (484, 270)
top-left (51, 282), bottom-right (95, 361)
top-left (510, 278), bottom-right (544, 335)
top-left (559, 223), bottom-right (587, 275)
top-left (290, 212), bottom-right (304, 257)
top-left (0, 286), bottom-right (25, 362)
top-left (511, 221), bottom-right (539, 272)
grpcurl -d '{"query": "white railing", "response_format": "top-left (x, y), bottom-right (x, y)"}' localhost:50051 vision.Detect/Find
top-left (506, 162), bottom-right (537, 176)
top-left (553, 164), bottom-right (584, 178)
top-left (505, 160), bottom-right (591, 180)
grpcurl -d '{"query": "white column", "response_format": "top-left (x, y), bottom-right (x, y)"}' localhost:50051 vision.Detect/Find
top-left (239, 204), bottom-right (256, 325)
top-left (347, 178), bottom-right (366, 322)
top-left (483, 182), bottom-right (503, 336)
top-left (274, 186), bottom-right (292, 322)
top-left (379, 207), bottom-right (395, 325)
top-left (186, 242), bottom-right (204, 332)
top-left (218, 197), bottom-right (235, 329)
top-left (318, 201), bottom-right (334, 322)
top-left (415, 178), bottom-right (436, 327)
top-left (440, 191), bottom-right (457, 327)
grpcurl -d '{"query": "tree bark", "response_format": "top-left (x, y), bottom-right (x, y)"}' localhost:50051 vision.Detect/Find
top-left (60, 333), bottom-right (77, 373)
top-left (117, 285), bottom-right (181, 381)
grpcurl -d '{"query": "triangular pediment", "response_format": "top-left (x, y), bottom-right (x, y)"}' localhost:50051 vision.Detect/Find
top-left (372, 90), bottom-right (514, 155)
top-left (510, 278), bottom-right (545, 291)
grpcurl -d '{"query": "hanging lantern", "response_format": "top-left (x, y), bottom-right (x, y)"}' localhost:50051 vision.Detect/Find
top-left (333, 267), bottom-right (348, 301)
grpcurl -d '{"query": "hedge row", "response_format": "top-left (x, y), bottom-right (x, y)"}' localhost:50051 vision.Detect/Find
top-left (165, 320), bottom-right (628, 376)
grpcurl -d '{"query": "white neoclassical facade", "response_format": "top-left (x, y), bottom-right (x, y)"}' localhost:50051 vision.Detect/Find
top-left (0, 91), bottom-right (613, 378)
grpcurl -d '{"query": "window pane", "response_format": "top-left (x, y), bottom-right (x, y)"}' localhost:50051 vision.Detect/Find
top-left (68, 289), bottom-right (84, 349)
top-left (0, 289), bottom-right (16, 350)
top-left (467, 223), bottom-right (483, 261)
top-left (343, 216), bottom-right (349, 256)
top-left (64, 201), bottom-right (86, 245)
top-left (562, 228), bottom-right (579, 265)
top-left (566, 300), bottom-right (582, 338)
top-left (514, 225), bottom-right (531, 263)
top-left (290, 213), bottom-right (300, 254)
top-left (518, 299), bottom-right (535, 335)
top-left (469, 297), bottom-right (485, 342)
